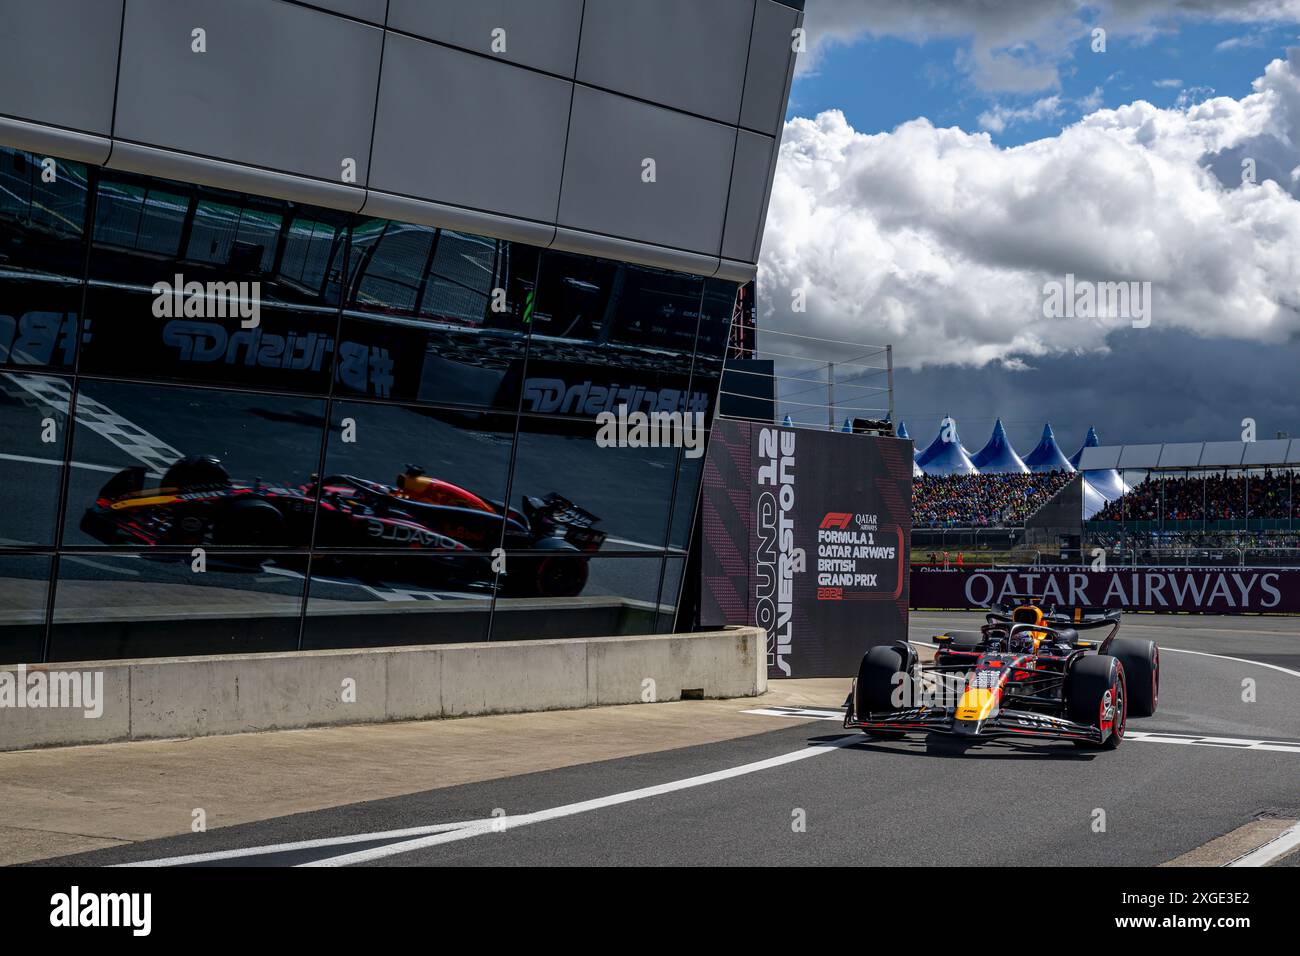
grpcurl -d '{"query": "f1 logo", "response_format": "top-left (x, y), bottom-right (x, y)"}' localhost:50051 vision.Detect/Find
top-left (819, 512), bottom-right (852, 530)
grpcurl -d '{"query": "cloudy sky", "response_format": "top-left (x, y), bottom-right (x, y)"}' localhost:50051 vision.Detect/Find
top-left (759, 0), bottom-right (1300, 455)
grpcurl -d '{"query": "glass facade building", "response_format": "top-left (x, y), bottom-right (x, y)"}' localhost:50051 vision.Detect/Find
top-left (0, 145), bottom-right (736, 663)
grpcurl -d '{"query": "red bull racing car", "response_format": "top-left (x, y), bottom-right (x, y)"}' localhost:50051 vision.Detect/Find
top-left (845, 595), bottom-right (1159, 750)
top-left (80, 456), bottom-right (605, 597)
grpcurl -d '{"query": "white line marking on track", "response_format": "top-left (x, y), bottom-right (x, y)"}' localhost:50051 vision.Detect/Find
top-left (296, 736), bottom-right (861, 867)
top-left (1160, 645), bottom-right (1300, 680)
top-left (1226, 821), bottom-right (1300, 867)
top-left (0, 453), bottom-right (153, 475)
top-left (114, 821), bottom-right (485, 867)
top-left (1125, 731), bottom-right (1300, 754)
top-left (60, 555), bottom-right (142, 576)
top-left (743, 707), bottom-right (843, 721)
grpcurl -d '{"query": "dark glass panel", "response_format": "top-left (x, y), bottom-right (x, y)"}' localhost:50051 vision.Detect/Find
top-left (511, 413), bottom-right (675, 553)
top-left (667, 448), bottom-right (702, 552)
top-left (81, 171), bottom-right (348, 393)
top-left (338, 219), bottom-right (538, 408)
top-left (315, 402), bottom-right (514, 554)
top-left (0, 372), bottom-right (70, 547)
top-left (0, 147), bottom-right (88, 371)
top-left (488, 554), bottom-right (666, 641)
top-left (49, 552), bottom-right (304, 660)
top-left (0, 553), bottom-right (52, 663)
top-left (302, 552), bottom-right (492, 649)
top-left (692, 277), bottom-right (739, 423)
top-left (521, 251), bottom-right (703, 418)
top-left (63, 380), bottom-right (326, 548)
top-left (657, 556), bottom-right (686, 633)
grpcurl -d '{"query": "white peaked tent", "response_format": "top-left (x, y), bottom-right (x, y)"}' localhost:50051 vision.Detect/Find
top-left (1068, 426), bottom-right (1098, 469)
top-left (1071, 427), bottom-right (1130, 519)
top-left (915, 417), bottom-right (974, 469)
top-left (970, 418), bottom-right (1029, 474)
top-left (1023, 423), bottom-right (1075, 473)
top-left (897, 421), bottom-right (916, 459)
top-left (919, 419), bottom-right (979, 475)
top-left (1082, 479), bottom-right (1109, 520)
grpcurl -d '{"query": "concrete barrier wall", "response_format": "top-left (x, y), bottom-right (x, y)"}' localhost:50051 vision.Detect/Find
top-left (0, 627), bottom-right (766, 751)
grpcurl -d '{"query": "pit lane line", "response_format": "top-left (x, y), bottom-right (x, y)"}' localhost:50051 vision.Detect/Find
top-left (113, 734), bottom-right (863, 868)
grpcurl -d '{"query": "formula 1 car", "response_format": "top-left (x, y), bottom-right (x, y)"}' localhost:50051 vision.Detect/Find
top-left (80, 457), bottom-right (604, 597)
top-left (844, 594), bottom-right (1159, 750)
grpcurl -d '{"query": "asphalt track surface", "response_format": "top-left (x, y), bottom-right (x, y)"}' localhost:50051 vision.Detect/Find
top-left (31, 614), bottom-right (1300, 867)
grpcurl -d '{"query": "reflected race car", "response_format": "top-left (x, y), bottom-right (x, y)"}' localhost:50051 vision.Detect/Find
top-left (845, 595), bottom-right (1160, 750)
top-left (80, 456), bottom-right (605, 597)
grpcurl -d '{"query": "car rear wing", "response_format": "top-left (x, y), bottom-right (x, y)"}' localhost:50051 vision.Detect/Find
top-left (1055, 607), bottom-right (1121, 628)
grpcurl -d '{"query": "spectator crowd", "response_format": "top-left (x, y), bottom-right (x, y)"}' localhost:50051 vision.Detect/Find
top-left (1092, 471), bottom-right (1297, 522)
top-left (912, 471), bottom-right (1075, 528)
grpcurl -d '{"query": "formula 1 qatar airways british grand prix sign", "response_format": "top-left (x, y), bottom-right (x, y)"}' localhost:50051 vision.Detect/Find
top-left (700, 420), bottom-right (913, 678)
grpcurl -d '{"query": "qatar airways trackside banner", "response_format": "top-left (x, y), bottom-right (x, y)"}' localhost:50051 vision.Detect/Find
top-left (699, 419), bottom-right (914, 678)
top-left (911, 566), bottom-right (1298, 614)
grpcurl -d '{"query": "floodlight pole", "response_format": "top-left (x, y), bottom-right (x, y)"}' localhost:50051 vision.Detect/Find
top-left (887, 345), bottom-right (894, 427)
top-left (827, 362), bottom-right (834, 430)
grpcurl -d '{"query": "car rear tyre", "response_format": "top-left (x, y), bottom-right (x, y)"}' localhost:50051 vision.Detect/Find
top-left (1065, 654), bottom-right (1126, 750)
top-left (504, 540), bottom-right (589, 597)
top-left (1108, 637), bottom-right (1158, 717)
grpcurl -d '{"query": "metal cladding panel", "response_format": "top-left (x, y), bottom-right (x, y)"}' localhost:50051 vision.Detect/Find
top-left (740, 0), bottom-right (798, 135)
top-left (1241, 438), bottom-right (1291, 466)
top-left (576, 0), bottom-right (754, 124)
top-left (1117, 444), bottom-right (1162, 469)
top-left (387, 0), bottom-right (584, 76)
top-left (1199, 441), bottom-right (1247, 467)
top-left (296, 0), bottom-right (388, 23)
top-left (114, 0), bottom-right (382, 183)
top-left (1078, 446), bottom-right (1121, 470)
top-left (370, 35), bottom-right (571, 223)
top-left (722, 129), bottom-right (775, 262)
top-left (0, 0), bottom-right (123, 135)
top-left (560, 86), bottom-right (735, 256)
top-left (1157, 442), bottom-right (1202, 468)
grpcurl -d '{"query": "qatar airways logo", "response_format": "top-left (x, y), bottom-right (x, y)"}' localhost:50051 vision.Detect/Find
top-left (755, 428), bottom-right (805, 677)
top-left (963, 570), bottom-right (1283, 609)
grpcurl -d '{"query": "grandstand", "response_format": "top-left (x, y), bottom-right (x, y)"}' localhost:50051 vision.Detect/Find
top-left (1072, 439), bottom-right (1300, 566)
top-left (912, 471), bottom-right (1074, 528)
top-left (905, 417), bottom-right (1087, 562)
top-left (897, 418), bottom-right (1300, 567)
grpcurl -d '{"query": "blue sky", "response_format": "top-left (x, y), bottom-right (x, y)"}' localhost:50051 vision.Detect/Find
top-left (789, 20), bottom-right (1300, 146)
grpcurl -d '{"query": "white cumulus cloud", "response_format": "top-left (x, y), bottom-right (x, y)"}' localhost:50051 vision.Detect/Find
top-left (759, 52), bottom-right (1300, 372)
